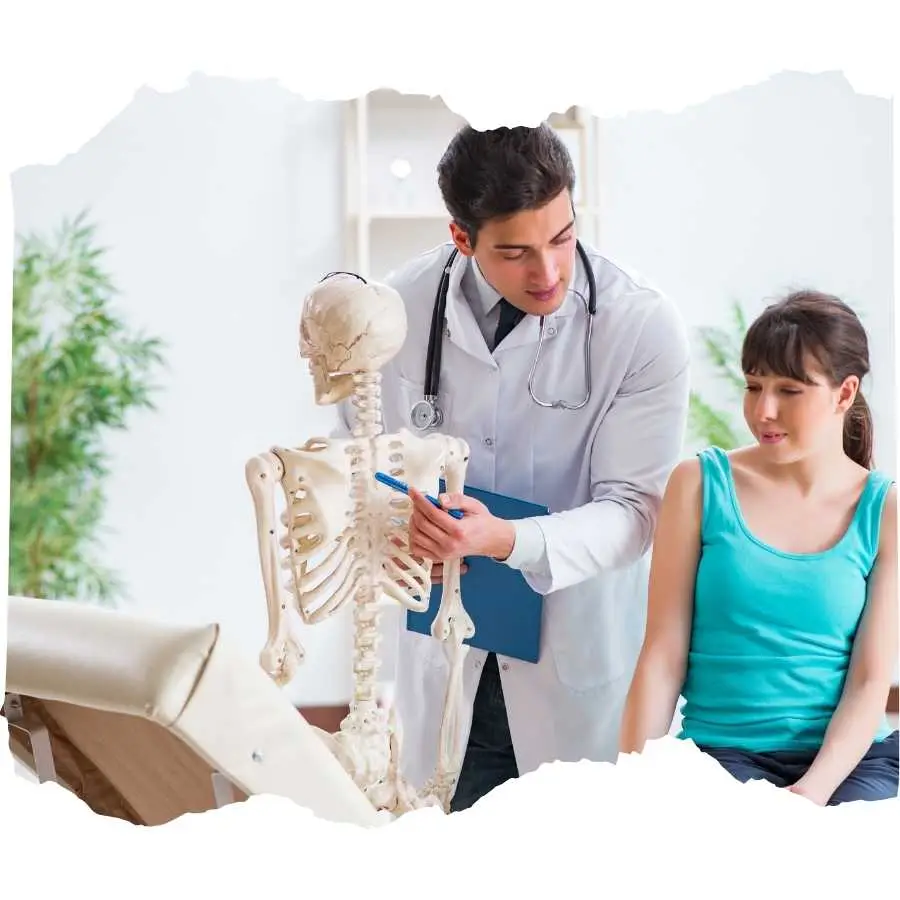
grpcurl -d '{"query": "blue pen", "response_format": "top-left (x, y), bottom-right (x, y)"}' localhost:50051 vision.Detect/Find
top-left (374, 471), bottom-right (464, 519)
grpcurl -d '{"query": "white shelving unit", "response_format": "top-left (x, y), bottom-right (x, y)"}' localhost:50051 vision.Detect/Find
top-left (341, 89), bottom-right (602, 280)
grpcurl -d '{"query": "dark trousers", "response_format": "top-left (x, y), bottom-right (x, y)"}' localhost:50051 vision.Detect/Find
top-left (700, 729), bottom-right (899, 805)
top-left (450, 652), bottom-right (520, 812)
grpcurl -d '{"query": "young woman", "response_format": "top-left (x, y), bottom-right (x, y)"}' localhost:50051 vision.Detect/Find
top-left (619, 290), bottom-right (898, 805)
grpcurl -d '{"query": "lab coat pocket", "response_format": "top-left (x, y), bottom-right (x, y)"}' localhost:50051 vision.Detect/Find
top-left (545, 593), bottom-right (627, 692)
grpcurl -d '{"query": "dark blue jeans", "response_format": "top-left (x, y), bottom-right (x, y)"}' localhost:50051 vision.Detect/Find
top-left (450, 652), bottom-right (519, 812)
top-left (700, 729), bottom-right (899, 805)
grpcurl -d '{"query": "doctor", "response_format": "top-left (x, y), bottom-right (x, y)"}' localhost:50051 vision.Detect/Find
top-left (335, 123), bottom-right (691, 811)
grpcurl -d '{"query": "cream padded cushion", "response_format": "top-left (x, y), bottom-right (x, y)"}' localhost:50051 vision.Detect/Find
top-left (4, 595), bottom-right (382, 827)
top-left (6, 595), bottom-right (219, 725)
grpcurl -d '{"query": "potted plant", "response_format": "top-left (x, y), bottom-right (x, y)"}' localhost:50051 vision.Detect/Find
top-left (9, 211), bottom-right (165, 605)
top-left (687, 299), bottom-right (752, 452)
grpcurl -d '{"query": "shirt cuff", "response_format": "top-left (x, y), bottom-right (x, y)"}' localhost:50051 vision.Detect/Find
top-left (500, 517), bottom-right (547, 572)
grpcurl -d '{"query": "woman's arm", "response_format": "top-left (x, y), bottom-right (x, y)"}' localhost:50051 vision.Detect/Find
top-left (789, 485), bottom-right (898, 805)
top-left (619, 456), bottom-right (702, 754)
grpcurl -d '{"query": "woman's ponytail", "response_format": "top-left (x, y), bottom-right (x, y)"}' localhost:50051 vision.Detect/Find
top-left (843, 389), bottom-right (874, 470)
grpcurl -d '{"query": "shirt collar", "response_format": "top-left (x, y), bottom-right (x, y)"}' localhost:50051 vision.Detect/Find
top-left (461, 255), bottom-right (504, 318)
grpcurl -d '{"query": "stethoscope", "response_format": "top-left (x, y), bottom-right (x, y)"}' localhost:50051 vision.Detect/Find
top-left (409, 239), bottom-right (597, 431)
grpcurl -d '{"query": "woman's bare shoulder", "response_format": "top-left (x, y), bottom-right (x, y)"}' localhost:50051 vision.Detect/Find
top-left (664, 456), bottom-right (703, 505)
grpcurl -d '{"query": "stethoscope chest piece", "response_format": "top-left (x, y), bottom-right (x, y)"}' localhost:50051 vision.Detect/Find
top-left (410, 397), bottom-right (442, 430)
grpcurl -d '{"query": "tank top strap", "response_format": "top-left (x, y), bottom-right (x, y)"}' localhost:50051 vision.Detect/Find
top-left (697, 446), bottom-right (741, 543)
top-left (850, 469), bottom-right (895, 565)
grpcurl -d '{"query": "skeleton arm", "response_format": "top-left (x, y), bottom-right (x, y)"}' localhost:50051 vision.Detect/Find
top-left (431, 438), bottom-right (475, 644)
top-left (425, 438), bottom-right (474, 807)
top-left (245, 452), bottom-right (305, 686)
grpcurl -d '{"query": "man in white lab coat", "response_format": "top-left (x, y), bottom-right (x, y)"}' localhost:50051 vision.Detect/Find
top-left (335, 123), bottom-right (691, 812)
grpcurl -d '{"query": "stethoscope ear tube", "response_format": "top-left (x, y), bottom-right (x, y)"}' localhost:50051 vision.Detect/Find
top-left (425, 252), bottom-right (456, 397)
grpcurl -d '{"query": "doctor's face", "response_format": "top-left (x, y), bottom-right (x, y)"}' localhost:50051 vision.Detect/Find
top-left (450, 189), bottom-right (578, 317)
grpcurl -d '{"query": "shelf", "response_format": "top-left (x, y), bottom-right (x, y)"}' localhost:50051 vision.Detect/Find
top-left (342, 93), bottom-right (603, 277)
top-left (364, 88), bottom-right (459, 112)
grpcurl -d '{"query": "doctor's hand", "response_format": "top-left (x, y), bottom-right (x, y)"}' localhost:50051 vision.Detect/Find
top-left (428, 560), bottom-right (469, 584)
top-left (408, 488), bottom-right (516, 564)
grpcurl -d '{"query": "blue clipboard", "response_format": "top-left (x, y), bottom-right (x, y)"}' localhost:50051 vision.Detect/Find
top-left (405, 481), bottom-right (548, 663)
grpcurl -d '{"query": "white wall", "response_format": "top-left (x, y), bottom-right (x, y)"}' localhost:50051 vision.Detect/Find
top-left (10, 71), bottom-right (894, 707)
top-left (597, 70), bottom-right (894, 471)
top-left (11, 74), bottom-right (356, 705)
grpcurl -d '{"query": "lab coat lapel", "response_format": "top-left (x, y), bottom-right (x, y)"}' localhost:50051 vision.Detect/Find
top-left (443, 258), bottom-right (497, 367)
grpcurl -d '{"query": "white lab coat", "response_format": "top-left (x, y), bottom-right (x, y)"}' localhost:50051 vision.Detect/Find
top-left (334, 241), bottom-right (691, 791)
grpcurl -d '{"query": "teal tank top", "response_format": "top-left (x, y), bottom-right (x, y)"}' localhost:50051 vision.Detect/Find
top-left (678, 446), bottom-right (894, 752)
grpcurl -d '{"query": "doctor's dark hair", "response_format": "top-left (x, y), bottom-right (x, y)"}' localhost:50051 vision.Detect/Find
top-left (741, 290), bottom-right (875, 469)
top-left (436, 123), bottom-right (576, 245)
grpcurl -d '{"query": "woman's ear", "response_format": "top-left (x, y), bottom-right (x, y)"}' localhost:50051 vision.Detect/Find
top-left (837, 374), bottom-right (860, 412)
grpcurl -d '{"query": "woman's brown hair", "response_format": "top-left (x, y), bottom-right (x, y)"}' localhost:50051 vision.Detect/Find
top-left (741, 290), bottom-right (874, 469)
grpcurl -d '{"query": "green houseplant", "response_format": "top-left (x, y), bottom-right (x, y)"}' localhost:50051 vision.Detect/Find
top-left (687, 299), bottom-right (753, 452)
top-left (9, 211), bottom-right (165, 605)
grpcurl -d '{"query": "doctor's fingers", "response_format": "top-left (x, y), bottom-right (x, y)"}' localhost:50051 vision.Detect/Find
top-left (428, 561), bottom-right (469, 583)
top-left (410, 506), bottom-right (461, 547)
top-left (410, 534), bottom-right (445, 562)
top-left (409, 487), bottom-right (464, 530)
top-left (409, 516), bottom-right (463, 560)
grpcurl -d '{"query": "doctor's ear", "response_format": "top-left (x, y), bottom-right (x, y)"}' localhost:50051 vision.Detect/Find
top-left (449, 222), bottom-right (475, 256)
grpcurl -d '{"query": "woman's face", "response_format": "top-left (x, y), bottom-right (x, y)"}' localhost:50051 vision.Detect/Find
top-left (742, 355), bottom-right (857, 462)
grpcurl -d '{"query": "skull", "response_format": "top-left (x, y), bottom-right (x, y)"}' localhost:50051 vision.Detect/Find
top-left (300, 272), bottom-right (408, 405)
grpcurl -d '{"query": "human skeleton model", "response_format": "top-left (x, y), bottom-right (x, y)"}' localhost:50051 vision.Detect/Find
top-left (245, 272), bottom-right (474, 815)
